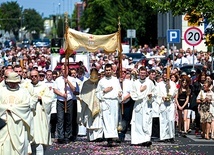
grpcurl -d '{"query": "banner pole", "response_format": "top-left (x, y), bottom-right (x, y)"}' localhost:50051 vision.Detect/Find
top-left (117, 17), bottom-right (124, 133)
top-left (64, 12), bottom-right (68, 113)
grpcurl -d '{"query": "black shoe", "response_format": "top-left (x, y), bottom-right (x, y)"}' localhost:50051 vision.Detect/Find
top-left (114, 138), bottom-right (122, 143)
top-left (92, 138), bottom-right (104, 142)
top-left (107, 141), bottom-right (113, 147)
top-left (69, 136), bottom-right (76, 142)
top-left (145, 141), bottom-right (152, 147)
top-left (141, 141), bottom-right (152, 147)
top-left (168, 138), bottom-right (175, 143)
top-left (58, 139), bottom-right (65, 144)
top-left (97, 138), bottom-right (104, 142)
top-left (163, 139), bottom-right (168, 143)
top-left (119, 137), bottom-right (125, 142)
top-left (182, 132), bottom-right (187, 138)
top-left (64, 138), bottom-right (70, 144)
top-left (107, 138), bottom-right (113, 147)
top-left (187, 129), bottom-right (192, 134)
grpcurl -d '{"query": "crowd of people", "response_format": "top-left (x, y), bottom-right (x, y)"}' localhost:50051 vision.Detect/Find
top-left (0, 43), bottom-right (214, 154)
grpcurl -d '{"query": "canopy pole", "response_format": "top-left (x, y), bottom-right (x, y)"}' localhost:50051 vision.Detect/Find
top-left (117, 17), bottom-right (124, 133)
top-left (64, 12), bottom-right (69, 113)
top-left (118, 17), bottom-right (123, 114)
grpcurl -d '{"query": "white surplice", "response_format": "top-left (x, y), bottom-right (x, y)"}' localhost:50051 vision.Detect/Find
top-left (0, 86), bottom-right (35, 155)
top-left (156, 80), bottom-right (177, 141)
top-left (130, 78), bottom-right (155, 144)
top-left (96, 76), bottom-right (122, 139)
top-left (29, 82), bottom-right (54, 145)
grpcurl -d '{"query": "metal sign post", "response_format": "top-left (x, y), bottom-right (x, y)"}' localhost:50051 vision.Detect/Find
top-left (127, 29), bottom-right (136, 51)
top-left (212, 46), bottom-right (214, 72)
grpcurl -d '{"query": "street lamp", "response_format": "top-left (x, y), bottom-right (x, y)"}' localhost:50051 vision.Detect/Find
top-left (20, 16), bottom-right (23, 41)
top-left (58, 2), bottom-right (61, 18)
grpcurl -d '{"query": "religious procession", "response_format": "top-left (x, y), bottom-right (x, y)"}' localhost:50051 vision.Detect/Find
top-left (0, 23), bottom-right (214, 155)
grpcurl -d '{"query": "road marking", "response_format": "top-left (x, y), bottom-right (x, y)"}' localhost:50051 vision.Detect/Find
top-left (153, 143), bottom-right (178, 146)
top-left (188, 144), bottom-right (214, 147)
top-left (187, 135), bottom-right (214, 142)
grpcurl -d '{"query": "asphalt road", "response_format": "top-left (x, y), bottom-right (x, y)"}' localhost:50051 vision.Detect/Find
top-left (46, 130), bottom-right (214, 155)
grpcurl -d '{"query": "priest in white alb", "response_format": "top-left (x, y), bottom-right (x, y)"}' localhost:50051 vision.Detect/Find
top-left (130, 66), bottom-right (155, 147)
top-left (0, 72), bottom-right (36, 155)
top-left (156, 70), bottom-right (177, 143)
top-left (29, 70), bottom-right (54, 155)
top-left (96, 64), bottom-right (122, 146)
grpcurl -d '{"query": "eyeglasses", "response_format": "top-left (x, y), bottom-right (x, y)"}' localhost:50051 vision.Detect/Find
top-left (31, 75), bottom-right (38, 78)
top-left (23, 72), bottom-right (27, 73)
top-left (15, 71), bottom-right (22, 73)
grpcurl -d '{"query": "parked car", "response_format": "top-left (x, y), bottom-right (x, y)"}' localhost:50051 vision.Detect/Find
top-left (144, 55), bottom-right (168, 67)
top-left (22, 38), bottom-right (30, 45)
top-left (179, 64), bottom-right (203, 75)
top-left (124, 53), bottom-right (146, 64)
top-left (31, 38), bottom-right (50, 48)
top-left (124, 53), bottom-right (168, 67)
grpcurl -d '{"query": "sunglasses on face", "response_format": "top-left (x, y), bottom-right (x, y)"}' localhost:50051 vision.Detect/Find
top-left (31, 75), bottom-right (38, 78)
top-left (15, 71), bottom-right (22, 73)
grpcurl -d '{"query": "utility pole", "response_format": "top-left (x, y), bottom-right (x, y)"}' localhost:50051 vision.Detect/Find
top-left (20, 15), bottom-right (23, 41)
top-left (166, 12), bottom-right (170, 56)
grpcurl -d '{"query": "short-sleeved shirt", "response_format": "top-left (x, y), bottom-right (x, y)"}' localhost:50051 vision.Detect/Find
top-left (53, 76), bottom-right (76, 101)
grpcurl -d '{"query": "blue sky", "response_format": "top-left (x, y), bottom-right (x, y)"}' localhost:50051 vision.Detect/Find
top-left (0, 0), bottom-right (80, 17)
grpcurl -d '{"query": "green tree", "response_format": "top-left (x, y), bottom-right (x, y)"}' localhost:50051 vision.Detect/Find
top-left (146, 0), bottom-right (214, 25)
top-left (79, 0), bottom-right (157, 46)
top-left (22, 9), bottom-right (44, 39)
top-left (0, 1), bottom-right (22, 39)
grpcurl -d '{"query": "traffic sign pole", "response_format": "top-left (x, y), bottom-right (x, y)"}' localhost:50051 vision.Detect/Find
top-left (172, 43), bottom-right (175, 69)
top-left (193, 46), bottom-right (195, 70)
top-left (127, 29), bottom-right (136, 51)
top-left (212, 46), bottom-right (213, 72)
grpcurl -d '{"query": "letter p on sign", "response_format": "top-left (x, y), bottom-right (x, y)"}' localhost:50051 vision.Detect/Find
top-left (167, 29), bottom-right (181, 43)
top-left (170, 32), bottom-right (177, 41)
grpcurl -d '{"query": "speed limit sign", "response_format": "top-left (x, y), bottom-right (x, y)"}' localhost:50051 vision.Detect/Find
top-left (184, 27), bottom-right (203, 46)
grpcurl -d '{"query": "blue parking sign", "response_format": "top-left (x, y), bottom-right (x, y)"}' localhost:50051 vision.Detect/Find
top-left (167, 29), bottom-right (180, 43)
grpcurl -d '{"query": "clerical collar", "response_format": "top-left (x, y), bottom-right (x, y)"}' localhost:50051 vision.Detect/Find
top-left (139, 78), bottom-right (145, 83)
top-left (32, 82), bottom-right (40, 87)
top-left (105, 76), bottom-right (112, 80)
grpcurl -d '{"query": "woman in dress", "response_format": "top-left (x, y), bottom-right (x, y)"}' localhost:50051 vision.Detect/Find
top-left (175, 76), bottom-right (191, 136)
top-left (197, 80), bottom-right (213, 140)
top-left (170, 74), bottom-right (180, 127)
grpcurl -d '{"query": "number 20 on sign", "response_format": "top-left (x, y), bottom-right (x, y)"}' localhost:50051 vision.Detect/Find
top-left (184, 27), bottom-right (203, 46)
